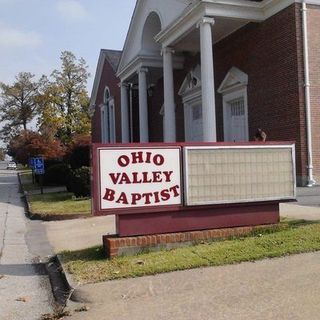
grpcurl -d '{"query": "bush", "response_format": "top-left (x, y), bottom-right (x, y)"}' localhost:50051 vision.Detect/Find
top-left (65, 134), bottom-right (91, 169)
top-left (44, 163), bottom-right (71, 186)
top-left (68, 166), bottom-right (90, 198)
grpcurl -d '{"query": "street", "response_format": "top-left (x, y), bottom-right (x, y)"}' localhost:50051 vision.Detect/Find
top-left (0, 165), bottom-right (53, 320)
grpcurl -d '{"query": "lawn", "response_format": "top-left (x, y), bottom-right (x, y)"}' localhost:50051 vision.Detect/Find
top-left (61, 220), bottom-right (320, 284)
top-left (19, 170), bottom-right (91, 219)
top-left (19, 170), bottom-right (37, 191)
top-left (28, 192), bottom-right (91, 217)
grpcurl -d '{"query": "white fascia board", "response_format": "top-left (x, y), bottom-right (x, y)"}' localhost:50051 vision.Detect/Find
top-left (118, 54), bottom-right (184, 82)
top-left (117, 55), bottom-right (162, 82)
top-left (90, 50), bottom-right (106, 107)
top-left (155, 0), bottom-right (320, 47)
top-left (155, 2), bottom-right (265, 47)
top-left (116, 0), bottom-right (140, 77)
top-left (155, 1), bottom-right (203, 47)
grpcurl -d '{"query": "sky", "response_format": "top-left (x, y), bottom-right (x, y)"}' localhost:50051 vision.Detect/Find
top-left (0, 0), bottom-right (136, 92)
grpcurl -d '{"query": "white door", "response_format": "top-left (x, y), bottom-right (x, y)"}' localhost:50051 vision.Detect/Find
top-left (230, 98), bottom-right (246, 141)
top-left (185, 103), bottom-right (203, 142)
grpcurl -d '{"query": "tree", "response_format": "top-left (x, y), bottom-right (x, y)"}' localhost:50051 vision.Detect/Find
top-left (0, 72), bottom-right (44, 142)
top-left (7, 130), bottom-right (65, 165)
top-left (40, 51), bottom-right (91, 145)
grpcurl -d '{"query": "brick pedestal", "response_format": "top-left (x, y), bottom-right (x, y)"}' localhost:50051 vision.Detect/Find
top-left (103, 224), bottom-right (278, 259)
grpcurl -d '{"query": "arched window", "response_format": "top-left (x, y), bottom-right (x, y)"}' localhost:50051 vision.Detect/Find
top-left (101, 87), bottom-right (115, 143)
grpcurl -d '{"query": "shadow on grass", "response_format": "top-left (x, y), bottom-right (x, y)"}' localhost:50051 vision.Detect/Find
top-left (285, 219), bottom-right (320, 227)
top-left (31, 192), bottom-right (90, 203)
top-left (31, 192), bottom-right (73, 203)
top-left (61, 246), bottom-right (105, 263)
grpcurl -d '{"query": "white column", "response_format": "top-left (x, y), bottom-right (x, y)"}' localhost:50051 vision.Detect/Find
top-left (162, 47), bottom-right (176, 142)
top-left (120, 83), bottom-right (130, 143)
top-left (199, 17), bottom-right (216, 142)
top-left (138, 67), bottom-right (149, 142)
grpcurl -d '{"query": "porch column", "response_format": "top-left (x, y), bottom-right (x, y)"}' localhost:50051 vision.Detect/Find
top-left (120, 82), bottom-right (130, 143)
top-left (138, 67), bottom-right (149, 142)
top-left (162, 47), bottom-right (176, 142)
top-left (199, 17), bottom-right (217, 142)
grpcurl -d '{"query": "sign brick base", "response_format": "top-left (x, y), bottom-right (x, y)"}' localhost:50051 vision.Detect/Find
top-left (103, 224), bottom-right (279, 259)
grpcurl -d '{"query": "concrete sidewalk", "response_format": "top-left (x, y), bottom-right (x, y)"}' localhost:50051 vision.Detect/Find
top-left (0, 171), bottom-right (53, 320)
top-left (280, 186), bottom-right (320, 221)
top-left (43, 215), bottom-right (115, 253)
top-left (68, 252), bottom-right (320, 320)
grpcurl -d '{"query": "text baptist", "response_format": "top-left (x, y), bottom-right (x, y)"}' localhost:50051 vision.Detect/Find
top-left (102, 152), bottom-right (180, 205)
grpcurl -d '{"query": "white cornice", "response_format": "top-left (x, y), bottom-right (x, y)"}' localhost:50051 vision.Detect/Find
top-left (155, 0), bottom-right (319, 47)
top-left (117, 0), bottom-right (319, 79)
top-left (117, 54), bottom-right (184, 82)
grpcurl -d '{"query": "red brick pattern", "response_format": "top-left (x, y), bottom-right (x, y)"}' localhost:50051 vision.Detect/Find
top-left (91, 58), bottom-right (121, 143)
top-left (214, 3), bottom-right (307, 183)
top-left (103, 224), bottom-right (277, 259)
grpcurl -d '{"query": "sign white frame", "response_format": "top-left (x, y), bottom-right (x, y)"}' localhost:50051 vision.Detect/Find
top-left (97, 146), bottom-right (182, 211)
top-left (183, 144), bottom-right (297, 206)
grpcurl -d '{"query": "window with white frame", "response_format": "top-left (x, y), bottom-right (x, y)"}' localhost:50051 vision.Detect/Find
top-left (101, 87), bottom-right (116, 143)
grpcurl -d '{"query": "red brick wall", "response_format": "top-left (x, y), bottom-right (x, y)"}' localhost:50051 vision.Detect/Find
top-left (91, 58), bottom-right (121, 143)
top-left (308, 5), bottom-right (320, 182)
top-left (213, 3), bottom-right (307, 183)
top-left (127, 4), bottom-right (311, 184)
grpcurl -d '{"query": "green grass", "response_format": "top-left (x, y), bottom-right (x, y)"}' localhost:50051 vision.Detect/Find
top-left (19, 170), bottom-right (38, 191)
top-left (29, 192), bottom-right (91, 216)
top-left (60, 220), bottom-right (320, 284)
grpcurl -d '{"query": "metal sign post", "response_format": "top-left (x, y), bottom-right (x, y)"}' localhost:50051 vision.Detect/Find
top-left (29, 158), bottom-right (36, 184)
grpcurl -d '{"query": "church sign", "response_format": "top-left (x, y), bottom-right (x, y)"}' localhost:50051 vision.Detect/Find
top-left (95, 146), bottom-right (182, 212)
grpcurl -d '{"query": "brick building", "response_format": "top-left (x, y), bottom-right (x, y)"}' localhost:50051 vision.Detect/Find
top-left (90, 0), bottom-right (320, 186)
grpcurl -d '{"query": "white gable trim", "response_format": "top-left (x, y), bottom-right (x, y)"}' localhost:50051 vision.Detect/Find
top-left (178, 64), bottom-right (202, 100)
top-left (116, 1), bottom-right (140, 77)
top-left (117, 0), bottom-right (190, 79)
top-left (90, 50), bottom-right (107, 110)
top-left (218, 67), bottom-right (248, 94)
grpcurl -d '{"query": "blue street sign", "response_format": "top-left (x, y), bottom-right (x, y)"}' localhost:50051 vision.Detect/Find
top-left (34, 157), bottom-right (45, 175)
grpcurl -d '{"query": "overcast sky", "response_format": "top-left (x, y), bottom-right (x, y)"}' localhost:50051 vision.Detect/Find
top-left (0, 0), bottom-right (136, 91)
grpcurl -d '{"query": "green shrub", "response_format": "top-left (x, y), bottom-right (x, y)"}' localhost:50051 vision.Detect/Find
top-left (44, 163), bottom-right (71, 186)
top-left (68, 166), bottom-right (90, 198)
top-left (65, 134), bottom-right (90, 169)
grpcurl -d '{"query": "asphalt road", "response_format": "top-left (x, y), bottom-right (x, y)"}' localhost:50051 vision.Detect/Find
top-left (0, 169), bottom-right (53, 320)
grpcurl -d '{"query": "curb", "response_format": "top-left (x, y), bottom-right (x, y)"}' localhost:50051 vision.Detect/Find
top-left (46, 256), bottom-right (73, 307)
top-left (56, 254), bottom-right (92, 304)
top-left (18, 172), bottom-right (89, 307)
top-left (18, 172), bottom-right (90, 222)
